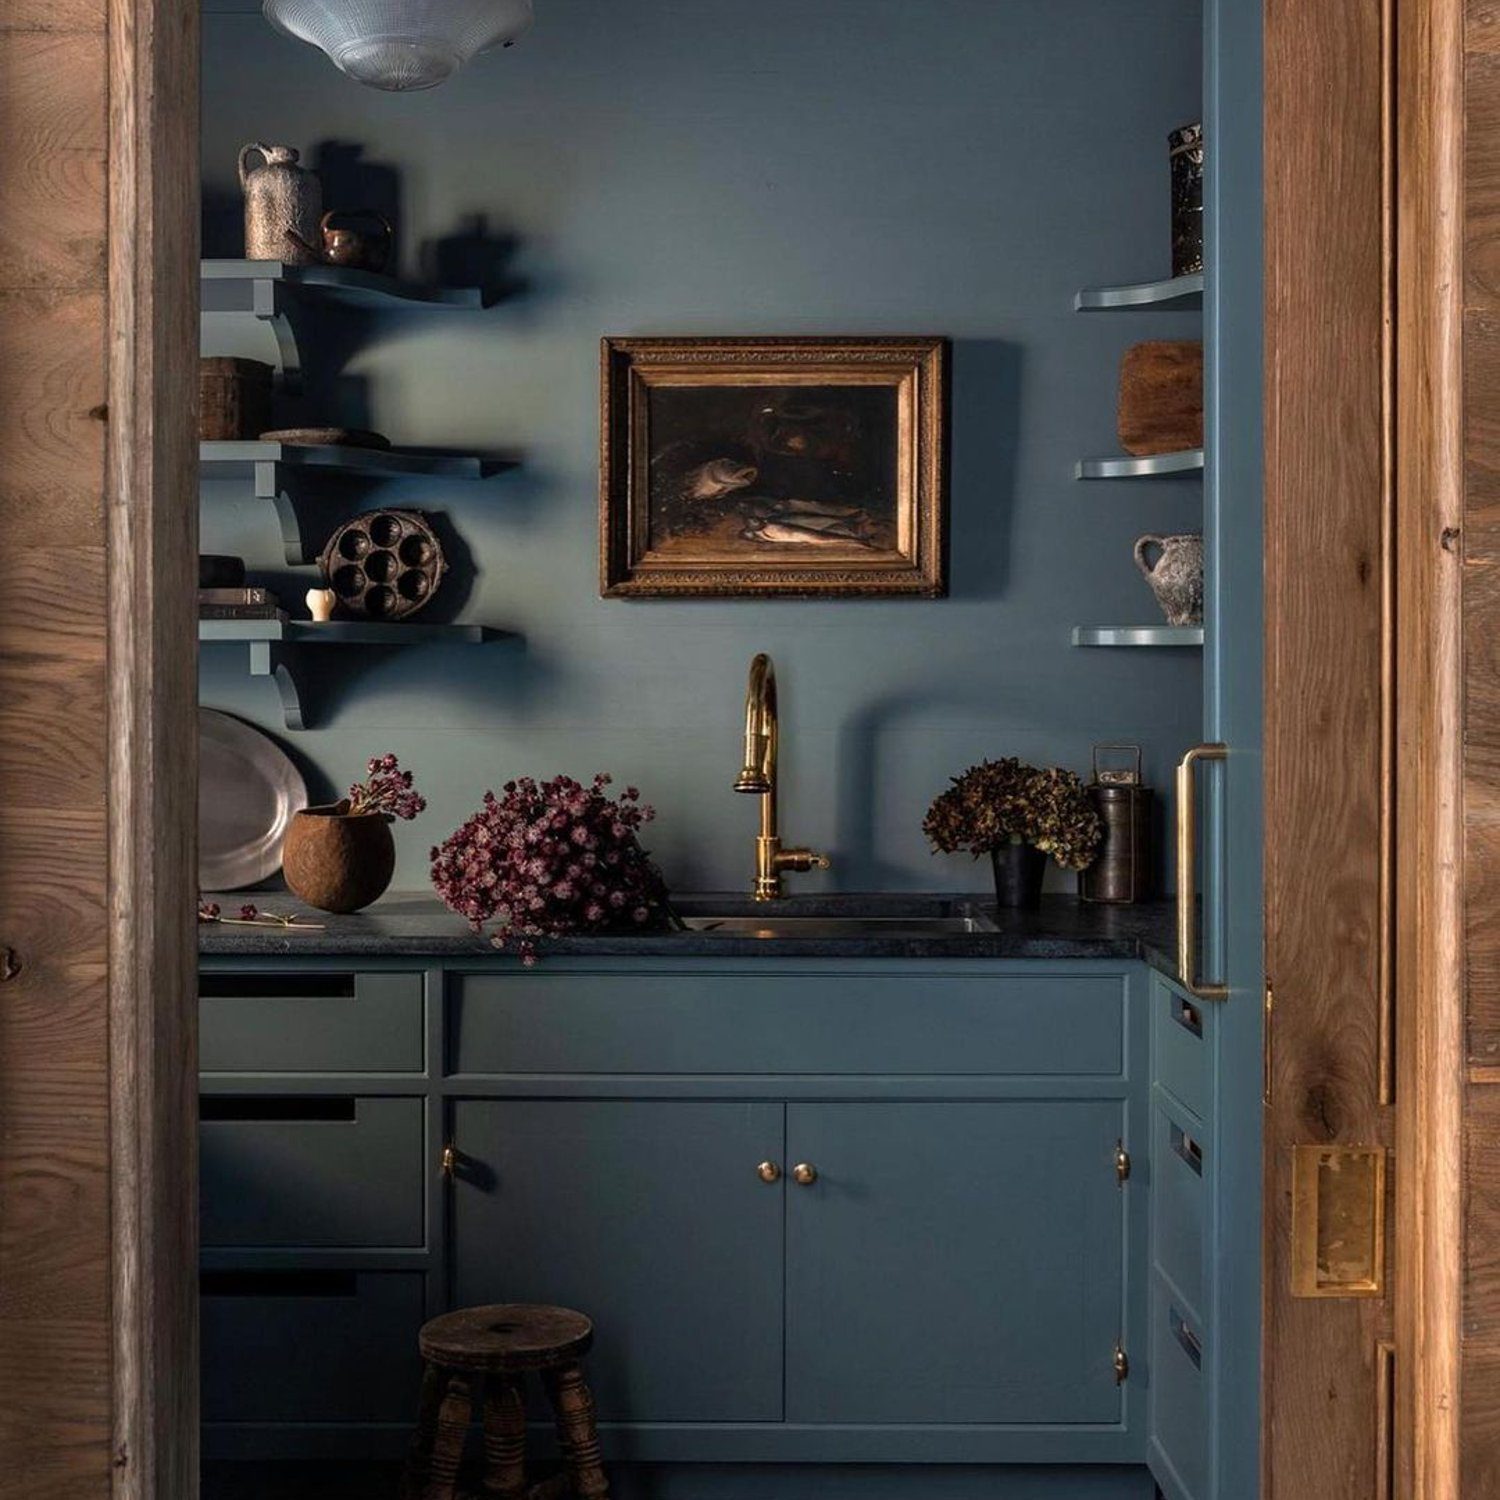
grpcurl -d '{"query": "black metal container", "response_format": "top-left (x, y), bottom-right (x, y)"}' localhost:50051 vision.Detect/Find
top-left (1080, 745), bottom-right (1154, 905)
top-left (1170, 122), bottom-right (1204, 277)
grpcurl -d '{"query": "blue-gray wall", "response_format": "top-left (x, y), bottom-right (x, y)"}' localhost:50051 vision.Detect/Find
top-left (200, 0), bottom-right (1203, 894)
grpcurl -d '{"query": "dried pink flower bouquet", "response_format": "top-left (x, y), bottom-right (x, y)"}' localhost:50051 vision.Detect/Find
top-left (429, 773), bottom-right (673, 963)
top-left (347, 753), bottom-right (427, 821)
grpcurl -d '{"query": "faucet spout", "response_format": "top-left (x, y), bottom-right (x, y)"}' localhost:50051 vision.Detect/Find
top-left (734, 653), bottom-right (775, 794)
top-left (730, 653), bottom-right (829, 899)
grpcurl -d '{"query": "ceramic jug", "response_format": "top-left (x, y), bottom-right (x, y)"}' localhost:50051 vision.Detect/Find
top-left (1133, 532), bottom-right (1204, 626)
top-left (239, 143), bottom-right (322, 264)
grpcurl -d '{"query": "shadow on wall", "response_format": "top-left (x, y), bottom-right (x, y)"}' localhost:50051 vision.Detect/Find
top-left (835, 689), bottom-right (997, 890)
top-left (948, 339), bottom-right (1023, 602)
top-left (420, 212), bottom-right (529, 307)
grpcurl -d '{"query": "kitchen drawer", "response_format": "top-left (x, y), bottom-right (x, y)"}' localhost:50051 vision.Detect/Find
top-left (1152, 973), bottom-right (1211, 1120)
top-left (1151, 1093), bottom-right (1207, 1320)
top-left (1149, 1277), bottom-right (1208, 1500)
top-left (201, 1269), bottom-right (424, 1423)
top-left (201, 1096), bottom-right (424, 1247)
top-left (200, 971), bottom-right (424, 1074)
top-left (451, 970), bottom-right (1125, 1076)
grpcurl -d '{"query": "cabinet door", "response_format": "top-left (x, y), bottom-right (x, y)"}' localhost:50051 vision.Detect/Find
top-left (451, 1100), bottom-right (784, 1423)
top-left (785, 1101), bottom-right (1125, 1425)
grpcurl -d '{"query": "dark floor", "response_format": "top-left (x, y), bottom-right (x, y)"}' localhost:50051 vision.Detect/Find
top-left (202, 1462), bottom-right (404, 1499)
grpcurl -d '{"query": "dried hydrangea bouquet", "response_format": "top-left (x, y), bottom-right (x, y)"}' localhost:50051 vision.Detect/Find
top-left (924, 757), bottom-right (1102, 909)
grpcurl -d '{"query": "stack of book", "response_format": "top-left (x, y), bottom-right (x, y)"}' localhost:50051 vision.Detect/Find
top-left (198, 587), bottom-right (286, 622)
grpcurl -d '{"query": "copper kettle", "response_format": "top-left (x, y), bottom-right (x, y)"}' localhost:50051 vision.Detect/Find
top-left (286, 209), bottom-right (393, 273)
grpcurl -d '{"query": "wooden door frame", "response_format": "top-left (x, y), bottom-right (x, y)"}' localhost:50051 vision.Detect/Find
top-left (105, 0), bottom-right (200, 1492)
top-left (96, 0), bottom-right (1472, 1497)
top-left (1392, 0), bottom-right (1465, 1493)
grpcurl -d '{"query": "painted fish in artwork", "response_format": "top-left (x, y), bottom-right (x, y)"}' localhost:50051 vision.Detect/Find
top-left (742, 514), bottom-right (875, 548)
top-left (685, 459), bottom-right (758, 501)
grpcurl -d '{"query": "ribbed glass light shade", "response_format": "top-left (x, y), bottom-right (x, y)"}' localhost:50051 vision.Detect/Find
top-left (263, 0), bottom-right (533, 91)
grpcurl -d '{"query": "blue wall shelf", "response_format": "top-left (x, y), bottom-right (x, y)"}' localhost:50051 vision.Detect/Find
top-left (201, 259), bottom-right (485, 391)
top-left (1075, 274), bottom-right (1204, 312)
top-left (1071, 626), bottom-right (1204, 648)
top-left (1075, 450), bottom-right (1205, 481)
top-left (200, 442), bottom-right (498, 563)
top-left (199, 621), bottom-right (510, 730)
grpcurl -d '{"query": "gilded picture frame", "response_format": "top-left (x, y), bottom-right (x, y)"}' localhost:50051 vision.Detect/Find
top-left (600, 336), bottom-right (949, 597)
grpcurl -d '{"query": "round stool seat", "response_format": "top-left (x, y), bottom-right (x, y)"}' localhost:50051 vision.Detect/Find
top-left (419, 1302), bottom-right (594, 1374)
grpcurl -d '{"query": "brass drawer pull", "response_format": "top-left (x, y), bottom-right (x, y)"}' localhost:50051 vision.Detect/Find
top-left (1175, 743), bottom-right (1228, 1000)
top-left (757, 1161), bottom-right (782, 1184)
top-left (1170, 1122), bottom-right (1204, 1176)
top-left (792, 1163), bottom-right (818, 1186)
top-left (1171, 1308), bottom-right (1203, 1369)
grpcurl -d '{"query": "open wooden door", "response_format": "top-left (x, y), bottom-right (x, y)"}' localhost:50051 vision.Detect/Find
top-left (0, 0), bottom-right (199, 1494)
top-left (1263, 0), bottom-right (1467, 1496)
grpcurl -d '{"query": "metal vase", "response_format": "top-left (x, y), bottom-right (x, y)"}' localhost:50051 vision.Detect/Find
top-left (239, 143), bottom-right (323, 264)
top-left (990, 842), bottom-right (1046, 910)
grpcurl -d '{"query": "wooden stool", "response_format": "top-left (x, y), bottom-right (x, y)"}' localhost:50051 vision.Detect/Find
top-left (402, 1303), bottom-right (609, 1500)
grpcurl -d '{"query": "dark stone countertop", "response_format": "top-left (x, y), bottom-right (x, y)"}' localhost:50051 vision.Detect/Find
top-left (199, 890), bottom-right (1180, 971)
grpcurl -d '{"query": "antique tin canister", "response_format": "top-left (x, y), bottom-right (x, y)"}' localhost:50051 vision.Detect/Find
top-left (1080, 745), bottom-right (1154, 905)
top-left (1169, 122), bottom-right (1204, 277)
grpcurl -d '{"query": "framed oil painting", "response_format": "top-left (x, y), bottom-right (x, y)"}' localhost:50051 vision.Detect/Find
top-left (600, 336), bottom-right (949, 597)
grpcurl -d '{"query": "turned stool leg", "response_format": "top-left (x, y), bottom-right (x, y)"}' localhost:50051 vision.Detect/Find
top-left (401, 1362), bottom-right (446, 1500)
top-left (481, 1377), bottom-right (529, 1499)
top-left (423, 1372), bottom-right (474, 1500)
top-left (543, 1363), bottom-right (609, 1500)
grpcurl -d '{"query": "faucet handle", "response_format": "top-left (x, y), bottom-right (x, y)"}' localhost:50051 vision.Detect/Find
top-left (778, 848), bottom-right (831, 874)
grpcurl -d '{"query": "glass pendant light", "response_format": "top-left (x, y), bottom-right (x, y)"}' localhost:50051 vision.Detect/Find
top-left (263, 0), bottom-right (534, 92)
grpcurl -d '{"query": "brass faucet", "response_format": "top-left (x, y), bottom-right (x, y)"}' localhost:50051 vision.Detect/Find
top-left (732, 653), bottom-right (830, 900)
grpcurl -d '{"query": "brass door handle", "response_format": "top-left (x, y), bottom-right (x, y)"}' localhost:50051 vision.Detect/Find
top-left (792, 1163), bottom-right (817, 1186)
top-left (441, 1143), bottom-right (457, 1179)
top-left (757, 1161), bottom-right (782, 1183)
top-left (1176, 743), bottom-right (1228, 1001)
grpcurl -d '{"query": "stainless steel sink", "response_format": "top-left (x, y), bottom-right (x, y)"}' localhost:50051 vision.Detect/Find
top-left (680, 913), bottom-right (996, 939)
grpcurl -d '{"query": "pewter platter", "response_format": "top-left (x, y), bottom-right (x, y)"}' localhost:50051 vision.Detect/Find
top-left (198, 709), bottom-right (307, 890)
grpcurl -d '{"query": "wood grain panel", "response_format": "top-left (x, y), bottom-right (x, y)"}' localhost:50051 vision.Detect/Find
top-left (0, 32), bottom-right (105, 290)
top-left (1471, 0), bottom-right (1500, 52)
top-left (1468, 56), bottom-right (1500, 307)
top-left (1264, 0), bottom-right (1393, 1494)
top-left (1463, 311), bottom-right (1500, 552)
top-left (0, 1321), bottom-right (110, 1500)
top-left (0, 291), bottom-right (104, 542)
top-left (0, 808), bottom-right (106, 965)
top-left (0, 655), bottom-right (107, 805)
top-left (1462, 1087), bottom-right (1500, 1337)
top-left (1462, 1343), bottom-right (1500, 1496)
top-left (0, 0), bottom-right (105, 32)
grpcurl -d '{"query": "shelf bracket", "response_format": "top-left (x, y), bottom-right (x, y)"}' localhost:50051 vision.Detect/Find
top-left (253, 460), bottom-right (313, 565)
top-left (250, 277), bottom-right (304, 393)
top-left (247, 641), bottom-right (307, 731)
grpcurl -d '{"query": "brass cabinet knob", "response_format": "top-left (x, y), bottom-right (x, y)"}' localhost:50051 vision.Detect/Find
top-left (792, 1163), bottom-right (818, 1186)
top-left (757, 1161), bottom-right (782, 1184)
top-left (441, 1144), bottom-right (457, 1179)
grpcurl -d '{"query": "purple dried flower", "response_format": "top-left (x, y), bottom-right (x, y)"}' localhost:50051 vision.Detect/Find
top-left (430, 772), bottom-right (670, 960)
top-left (348, 752), bottom-right (427, 822)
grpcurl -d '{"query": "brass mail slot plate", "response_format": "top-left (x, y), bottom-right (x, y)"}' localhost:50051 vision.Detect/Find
top-left (1291, 1144), bottom-right (1387, 1299)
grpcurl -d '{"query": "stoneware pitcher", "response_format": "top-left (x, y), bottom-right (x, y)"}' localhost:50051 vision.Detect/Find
top-left (239, 143), bottom-right (322, 264)
top-left (1133, 532), bottom-right (1204, 626)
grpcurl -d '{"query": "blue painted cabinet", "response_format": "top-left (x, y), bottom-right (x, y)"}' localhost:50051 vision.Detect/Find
top-left (200, 956), bottom-right (1150, 1479)
top-left (785, 1101), bottom-right (1126, 1425)
top-left (450, 1099), bottom-right (786, 1422)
